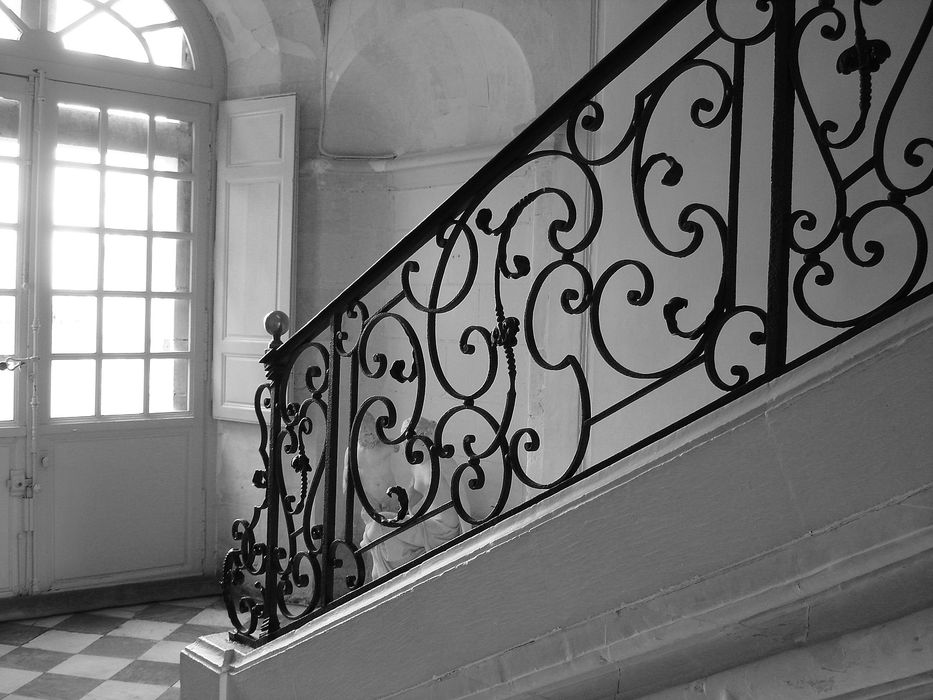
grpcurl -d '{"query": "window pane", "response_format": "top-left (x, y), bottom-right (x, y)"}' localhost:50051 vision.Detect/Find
top-left (52, 295), bottom-right (97, 353)
top-left (104, 171), bottom-right (148, 230)
top-left (0, 294), bottom-right (14, 354)
top-left (151, 238), bottom-right (190, 292)
top-left (0, 162), bottom-right (18, 223)
top-left (0, 229), bottom-right (16, 288)
top-left (0, 371), bottom-right (12, 421)
top-left (101, 358), bottom-right (143, 414)
top-left (151, 298), bottom-right (188, 352)
top-left (111, 0), bottom-right (176, 27)
top-left (52, 231), bottom-right (98, 290)
top-left (143, 27), bottom-right (190, 69)
top-left (153, 178), bottom-right (190, 232)
top-left (102, 297), bottom-right (144, 353)
top-left (0, 97), bottom-right (19, 157)
top-left (61, 12), bottom-right (148, 63)
top-left (0, 294), bottom-right (13, 421)
top-left (103, 234), bottom-right (146, 291)
top-left (54, 167), bottom-right (100, 227)
top-left (106, 109), bottom-right (148, 169)
top-left (49, 0), bottom-right (93, 33)
top-left (0, 9), bottom-right (21, 40)
top-left (56, 103), bottom-right (100, 164)
top-left (50, 359), bottom-right (96, 417)
top-left (154, 117), bottom-right (192, 173)
top-left (150, 358), bottom-right (188, 412)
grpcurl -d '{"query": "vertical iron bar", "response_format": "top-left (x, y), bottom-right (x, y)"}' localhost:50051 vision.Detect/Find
top-left (765, 0), bottom-right (796, 374)
top-left (724, 43), bottom-right (746, 310)
top-left (321, 317), bottom-right (342, 605)
top-left (262, 374), bottom-right (283, 637)
top-left (343, 350), bottom-right (359, 544)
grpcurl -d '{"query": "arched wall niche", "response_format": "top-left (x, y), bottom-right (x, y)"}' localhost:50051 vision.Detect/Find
top-left (322, 6), bottom-right (536, 157)
top-left (199, 0), bottom-right (326, 154)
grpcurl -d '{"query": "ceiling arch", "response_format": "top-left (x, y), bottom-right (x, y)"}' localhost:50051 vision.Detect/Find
top-left (322, 7), bottom-right (535, 158)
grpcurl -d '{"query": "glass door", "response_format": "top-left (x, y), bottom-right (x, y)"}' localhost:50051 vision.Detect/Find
top-left (2, 74), bottom-right (210, 595)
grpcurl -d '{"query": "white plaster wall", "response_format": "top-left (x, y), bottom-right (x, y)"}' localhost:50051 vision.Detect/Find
top-left (640, 607), bottom-right (933, 699)
top-left (208, 0), bottom-right (594, 577)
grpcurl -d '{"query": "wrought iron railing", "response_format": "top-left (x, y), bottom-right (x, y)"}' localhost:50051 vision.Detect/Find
top-left (223, 0), bottom-right (933, 646)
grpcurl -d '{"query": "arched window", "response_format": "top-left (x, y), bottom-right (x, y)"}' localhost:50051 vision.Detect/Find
top-left (0, 0), bottom-right (224, 599)
top-left (0, 0), bottom-right (193, 68)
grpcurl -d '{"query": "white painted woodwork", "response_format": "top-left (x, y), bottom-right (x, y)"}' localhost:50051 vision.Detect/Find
top-left (0, 74), bottom-right (31, 600)
top-left (29, 80), bottom-right (212, 593)
top-left (0, 0), bottom-right (225, 105)
top-left (213, 94), bottom-right (297, 422)
top-left (2, 75), bottom-right (213, 596)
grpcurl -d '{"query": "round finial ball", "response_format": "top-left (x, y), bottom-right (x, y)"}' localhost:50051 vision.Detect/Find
top-left (264, 310), bottom-right (290, 338)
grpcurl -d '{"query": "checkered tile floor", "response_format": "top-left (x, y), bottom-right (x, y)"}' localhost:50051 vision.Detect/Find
top-left (0, 596), bottom-right (228, 699)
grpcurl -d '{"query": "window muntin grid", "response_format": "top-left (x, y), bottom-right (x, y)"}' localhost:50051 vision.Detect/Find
top-left (0, 94), bottom-right (21, 422)
top-left (0, 0), bottom-right (193, 69)
top-left (49, 100), bottom-right (195, 419)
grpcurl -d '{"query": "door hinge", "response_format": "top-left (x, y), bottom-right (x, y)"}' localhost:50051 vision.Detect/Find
top-left (7, 468), bottom-right (34, 498)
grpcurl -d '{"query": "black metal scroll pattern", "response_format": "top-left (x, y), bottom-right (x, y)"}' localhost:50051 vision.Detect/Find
top-left (343, 6), bottom-right (775, 544)
top-left (225, 0), bottom-right (933, 645)
top-left (790, 0), bottom-right (931, 329)
top-left (222, 342), bottom-right (333, 636)
top-left (221, 383), bottom-right (273, 636)
top-left (272, 341), bottom-right (331, 621)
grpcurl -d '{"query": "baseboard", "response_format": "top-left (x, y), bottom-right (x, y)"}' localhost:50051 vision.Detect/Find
top-left (0, 575), bottom-right (219, 622)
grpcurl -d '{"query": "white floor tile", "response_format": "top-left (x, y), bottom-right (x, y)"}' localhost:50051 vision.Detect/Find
top-left (0, 667), bottom-right (42, 694)
top-left (139, 640), bottom-right (189, 663)
top-left (80, 679), bottom-right (169, 700)
top-left (49, 653), bottom-right (133, 680)
top-left (185, 608), bottom-right (229, 627)
top-left (0, 643), bottom-right (15, 658)
top-left (108, 620), bottom-right (181, 641)
top-left (23, 629), bottom-right (100, 653)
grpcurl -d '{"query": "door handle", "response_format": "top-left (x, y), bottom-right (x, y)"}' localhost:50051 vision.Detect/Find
top-left (0, 356), bottom-right (37, 371)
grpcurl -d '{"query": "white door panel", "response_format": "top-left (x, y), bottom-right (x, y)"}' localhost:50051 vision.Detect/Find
top-left (48, 432), bottom-right (191, 583)
top-left (213, 95), bottom-right (296, 422)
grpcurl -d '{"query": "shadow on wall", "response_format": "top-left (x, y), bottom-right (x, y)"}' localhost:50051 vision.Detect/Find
top-left (322, 7), bottom-right (536, 158)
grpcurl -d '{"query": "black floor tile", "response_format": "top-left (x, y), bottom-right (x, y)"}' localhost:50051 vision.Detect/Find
top-left (81, 635), bottom-right (157, 659)
top-left (53, 613), bottom-right (125, 635)
top-left (0, 646), bottom-right (71, 672)
top-left (136, 604), bottom-right (199, 624)
top-left (13, 672), bottom-right (101, 699)
top-left (0, 623), bottom-right (45, 645)
top-left (112, 659), bottom-right (180, 685)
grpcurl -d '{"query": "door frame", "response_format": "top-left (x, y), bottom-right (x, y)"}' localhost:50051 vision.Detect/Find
top-left (2, 72), bottom-right (216, 598)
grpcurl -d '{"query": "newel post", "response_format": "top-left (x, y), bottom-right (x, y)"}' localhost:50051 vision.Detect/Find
top-left (260, 310), bottom-right (290, 636)
top-left (765, 0), bottom-right (796, 375)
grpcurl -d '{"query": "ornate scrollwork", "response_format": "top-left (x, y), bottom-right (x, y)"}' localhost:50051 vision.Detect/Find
top-left (225, 0), bottom-right (932, 646)
top-left (790, 0), bottom-right (931, 329)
